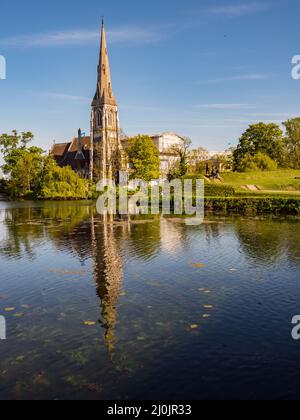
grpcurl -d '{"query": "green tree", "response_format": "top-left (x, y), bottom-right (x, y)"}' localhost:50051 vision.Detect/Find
top-left (0, 130), bottom-right (91, 199)
top-left (0, 131), bottom-right (41, 173)
top-left (233, 123), bottom-right (284, 171)
top-left (127, 135), bottom-right (160, 181)
top-left (0, 130), bottom-right (20, 154)
top-left (8, 151), bottom-right (45, 197)
top-left (283, 118), bottom-right (300, 168)
top-left (0, 131), bottom-right (45, 197)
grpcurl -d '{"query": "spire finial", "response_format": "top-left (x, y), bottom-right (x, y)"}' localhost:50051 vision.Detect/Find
top-left (102, 16), bottom-right (104, 27)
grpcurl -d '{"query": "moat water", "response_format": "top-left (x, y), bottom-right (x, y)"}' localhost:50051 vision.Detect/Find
top-left (1, 201), bottom-right (300, 400)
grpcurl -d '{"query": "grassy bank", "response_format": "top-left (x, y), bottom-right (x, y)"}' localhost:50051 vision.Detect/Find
top-left (201, 171), bottom-right (300, 215)
top-left (220, 170), bottom-right (300, 192)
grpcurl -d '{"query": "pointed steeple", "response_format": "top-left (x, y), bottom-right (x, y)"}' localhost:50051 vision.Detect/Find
top-left (93, 18), bottom-right (116, 106)
top-left (91, 17), bottom-right (122, 182)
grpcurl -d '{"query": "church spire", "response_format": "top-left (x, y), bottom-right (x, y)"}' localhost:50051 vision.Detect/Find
top-left (94, 17), bottom-right (116, 105)
top-left (91, 16), bottom-right (122, 182)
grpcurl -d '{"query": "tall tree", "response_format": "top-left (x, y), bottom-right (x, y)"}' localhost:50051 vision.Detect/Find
top-left (283, 118), bottom-right (300, 168)
top-left (9, 150), bottom-right (45, 196)
top-left (168, 137), bottom-right (192, 179)
top-left (189, 147), bottom-right (209, 173)
top-left (0, 131), bottom-right (45, 196)
top-left (127, 135), bottom-right (160, 181)
top-left (233, 123), bottom-right (284, 171)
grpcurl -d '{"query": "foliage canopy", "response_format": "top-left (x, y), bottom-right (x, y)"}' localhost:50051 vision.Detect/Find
top-left (0, 130), bottom-right (90, 199)
top-left (127, 135), bottom-right (160, 181)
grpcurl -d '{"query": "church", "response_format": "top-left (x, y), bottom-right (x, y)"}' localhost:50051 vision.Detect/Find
top-left (51, 18), bottom-right (185, 181)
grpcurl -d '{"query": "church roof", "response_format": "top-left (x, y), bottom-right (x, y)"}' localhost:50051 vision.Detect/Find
top-left (150, 132), bottom-right (186, 141)
top-left (50, 137), bottom-right (92, 170)
top-left (51, 142), bottom-right (70, 157)
top-left (68, 136), bottom-right (91, 152)
top-left (51, 137), bottom-right (91, 157)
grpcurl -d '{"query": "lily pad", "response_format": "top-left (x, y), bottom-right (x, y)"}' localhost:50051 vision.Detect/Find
top-left (13, 313), bottom-right (25, 318)
top-left (191, 263), bottom-right (207, 269)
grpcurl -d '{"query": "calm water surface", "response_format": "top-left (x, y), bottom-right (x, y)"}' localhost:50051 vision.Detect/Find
top-left (1, 201), bottom-right (300, 400)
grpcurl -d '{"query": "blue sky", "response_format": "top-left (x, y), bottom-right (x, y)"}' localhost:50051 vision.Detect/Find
top-left (0, 0), bottom-right (300, 152)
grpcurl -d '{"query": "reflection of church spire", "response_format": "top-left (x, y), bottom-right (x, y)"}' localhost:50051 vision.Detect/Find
top-left (91, 214), bottom-right (123, 359)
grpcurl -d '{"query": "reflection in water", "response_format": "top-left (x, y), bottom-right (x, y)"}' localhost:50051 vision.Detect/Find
top-left (0, 203), bottom-right (93, 260)
top-left (204, 221), bottom-right (221, 246)
top-left (0, 204), bottom-right (124, 357)
top-left (0, 206), bottom-right (45, 259)
top-left (235, 218), bottom-right (300, 265)
top-left (91, 215), bottom-right (125, 357)
top-left (160, 219), bottom-right (185, 255)
top-left (2, 203), bottom-right (300, 399)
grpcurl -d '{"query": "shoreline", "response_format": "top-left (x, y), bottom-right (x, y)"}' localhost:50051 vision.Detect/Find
top-left (1, 196), bottom-right (300, 217)
top-left (204, 196), bottom-right (300, 215)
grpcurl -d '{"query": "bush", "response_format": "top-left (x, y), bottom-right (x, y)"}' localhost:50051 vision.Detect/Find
top-left (204, 184), bottom-right (236, 197)
top-left (238, 152), bottom-right (278, 172)
top-left (181, 174), bottom-right (204, 180)
top-left (39, 165), bottom-right (90, 200)
top-left (204, 197), bottom-right (300, 215)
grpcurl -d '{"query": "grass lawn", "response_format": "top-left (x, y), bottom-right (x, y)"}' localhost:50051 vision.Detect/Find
top-left (220, 170), bottom-right (300, 193)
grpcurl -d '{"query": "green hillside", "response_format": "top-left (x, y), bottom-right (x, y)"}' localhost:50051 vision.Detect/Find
top-left (220, 170), bottom-right (300, 193)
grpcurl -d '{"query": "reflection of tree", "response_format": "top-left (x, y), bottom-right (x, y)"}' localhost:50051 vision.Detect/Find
top-left (235, 219), bottom-right (285, 264)
top-left (278, 222), bottom-right (300, 266)
top-left (203, 221), bottom-right (221, 246)
top-left (0, 203), bottom-right (93, 260)
top-left (0, 207), bottom-right (46, 259)
top-left (126, 217), bottom-right (161, 261)
top-left (48, 204), bottom-right (95, 263)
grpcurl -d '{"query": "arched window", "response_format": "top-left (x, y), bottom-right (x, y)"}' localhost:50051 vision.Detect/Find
top-left (97, 110), bottom-right (102, 127)
top-left (108, 111), bottom-right (114, 127)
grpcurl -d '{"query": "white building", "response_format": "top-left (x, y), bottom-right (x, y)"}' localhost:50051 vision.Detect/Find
top-left (150, 132), bottom-right (185, 177)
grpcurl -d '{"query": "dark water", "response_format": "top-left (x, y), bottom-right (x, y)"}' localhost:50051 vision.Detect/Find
top-left (1, 201), bottom-right (300, 400)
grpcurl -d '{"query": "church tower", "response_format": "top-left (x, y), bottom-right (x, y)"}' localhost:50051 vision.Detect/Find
top-left (91, 18), bottom-right (122, 182)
